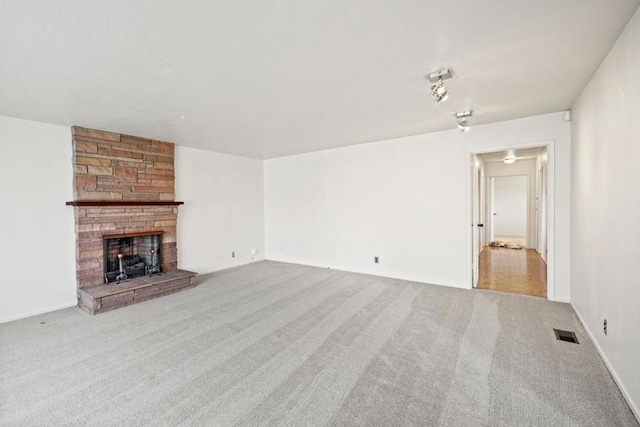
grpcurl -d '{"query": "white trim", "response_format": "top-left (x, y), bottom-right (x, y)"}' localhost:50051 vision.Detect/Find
top-left (546, 141), bottom-right (556, 300)
top-left (194, 258), bottom-right (266, 278)
top-left (466, 140), bottom-right (556, 300)
top-left (571, 303), bottom-right (640, 423)
top-left (0, 302), bottom-right (78, 324)
top-left (264, 259), bottom-right (463, 290)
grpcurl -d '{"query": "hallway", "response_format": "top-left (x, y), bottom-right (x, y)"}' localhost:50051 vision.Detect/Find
top-left (477, 246), bottom-right (547, 298)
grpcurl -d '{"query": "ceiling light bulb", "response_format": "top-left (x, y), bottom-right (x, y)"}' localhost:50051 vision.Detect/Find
top-left (428, 69), bottom-right (453, 105)
top-left (504, 155), bottom-right (516, 164)
top-left (431, 78), bottom-right (449, 104)
top-left (455, 110), bottom-right (472, 132)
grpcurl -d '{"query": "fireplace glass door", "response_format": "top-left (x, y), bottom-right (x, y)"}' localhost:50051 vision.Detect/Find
top-left (103, 233), bottom-right (162, 283)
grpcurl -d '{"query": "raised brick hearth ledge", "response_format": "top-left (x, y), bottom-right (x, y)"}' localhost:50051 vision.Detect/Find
top-left (78, 269), bottom-right (197, 314)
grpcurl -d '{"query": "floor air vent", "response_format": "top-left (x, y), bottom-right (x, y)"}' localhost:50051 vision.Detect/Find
top-left (554, 329), bottom-right (579, 344)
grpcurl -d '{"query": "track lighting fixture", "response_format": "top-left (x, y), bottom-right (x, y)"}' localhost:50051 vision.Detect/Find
top-left (431, 78), bottom-right (448, 104)
top-left (456, 111), bottom-right (472, 132)
top-left (428, 69), bottom-right (452, 104)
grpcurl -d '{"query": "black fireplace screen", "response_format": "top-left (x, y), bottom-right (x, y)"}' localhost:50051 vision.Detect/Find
top-left (103, 234), bottom-right (162, 283)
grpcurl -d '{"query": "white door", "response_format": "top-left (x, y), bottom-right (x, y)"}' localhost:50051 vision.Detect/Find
top-left (491, 175), bottom-right (527, 241)
top-left (471, 157), bottom-right (481, 287)
top-left (479, 169), bottom-right (486, 248)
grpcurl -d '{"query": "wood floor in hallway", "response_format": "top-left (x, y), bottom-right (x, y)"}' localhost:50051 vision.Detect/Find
top-left (477, 246), bottom-right (547, 298)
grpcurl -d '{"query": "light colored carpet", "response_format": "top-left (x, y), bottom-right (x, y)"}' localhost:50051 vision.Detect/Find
top-left (0, 261), bottom-right (636, 426)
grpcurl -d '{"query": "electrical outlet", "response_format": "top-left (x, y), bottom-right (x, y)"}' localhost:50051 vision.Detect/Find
top-left (374, 256), bottom-right (379, 264)
top-left (603, 319), bottom-right (607, 335)
top-left (251, 248), bottom-right (257, 255)
top-left (232, 251), bottom-right (235, 258)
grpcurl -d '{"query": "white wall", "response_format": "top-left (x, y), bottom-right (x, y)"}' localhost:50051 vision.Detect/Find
top-left (484, 159), bottom-right (538, 247)
top-left (265, 112), bottom-right (571, 300)
top-left (0, 116), bottom-right (76, 323)
top-left (571, 8), bottom-right (640, 419)
top-left (176, 146), bottom-right (265, 274)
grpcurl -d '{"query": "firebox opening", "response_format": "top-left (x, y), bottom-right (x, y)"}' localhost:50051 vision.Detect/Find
top-left (103, 232), bottom-right (163, 284)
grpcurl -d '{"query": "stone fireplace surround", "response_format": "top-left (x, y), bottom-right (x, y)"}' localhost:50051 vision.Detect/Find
top-left (67, 127), bottom-right (195, 314)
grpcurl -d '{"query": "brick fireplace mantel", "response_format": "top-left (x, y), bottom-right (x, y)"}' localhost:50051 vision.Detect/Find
top-left (66, 201), bottom-right (184, 207)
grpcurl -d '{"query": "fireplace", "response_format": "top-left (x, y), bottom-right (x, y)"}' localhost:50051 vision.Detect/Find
top-left (68, 126), bottom-right (196, 315)
top-left (103, 232), bottom-right (163, 283)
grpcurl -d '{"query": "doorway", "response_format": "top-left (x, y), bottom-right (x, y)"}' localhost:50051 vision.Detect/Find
top-left (470, 147), bottom-right (549, 298)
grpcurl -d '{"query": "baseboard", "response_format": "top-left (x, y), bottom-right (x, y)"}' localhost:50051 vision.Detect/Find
top-left (0, 301), bottom-right (78, 324)
top-left (263, 258), bottom-right (467, 290)
top-left (571, 302), bottom-right (639, 422)
top-left (194, 258), bottom-right (267, 279)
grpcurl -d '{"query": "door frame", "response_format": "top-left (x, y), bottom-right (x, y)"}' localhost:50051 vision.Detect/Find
top-left (466, 140), bottom-right (555, 300)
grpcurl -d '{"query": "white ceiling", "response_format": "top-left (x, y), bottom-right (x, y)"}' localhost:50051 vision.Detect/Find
top-left (1, 1), bottom-right (638, 159)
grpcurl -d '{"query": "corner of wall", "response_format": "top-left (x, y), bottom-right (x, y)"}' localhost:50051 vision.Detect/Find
top-left (571, 303), bottom-right (640, 421)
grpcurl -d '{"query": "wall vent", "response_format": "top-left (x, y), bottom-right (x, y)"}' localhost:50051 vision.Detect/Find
top-left (554, 329), bottom-right (579, 344)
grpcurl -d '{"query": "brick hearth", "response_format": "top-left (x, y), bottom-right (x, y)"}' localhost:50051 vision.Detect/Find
top-left (77, 269), bottom-right (196, 315)
top-left (68, 126), bottom-right (195, 313)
